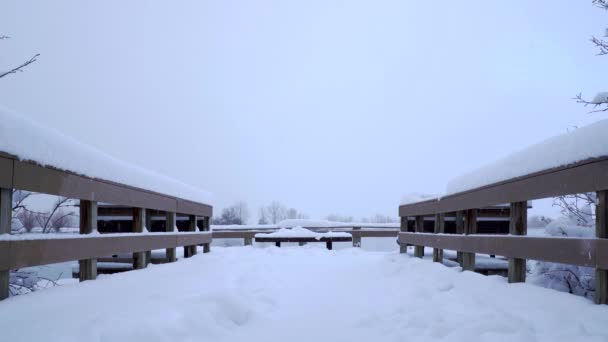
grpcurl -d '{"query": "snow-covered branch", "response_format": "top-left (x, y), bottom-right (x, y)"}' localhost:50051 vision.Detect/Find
top-left (573, 92), bottom-right (608, 113)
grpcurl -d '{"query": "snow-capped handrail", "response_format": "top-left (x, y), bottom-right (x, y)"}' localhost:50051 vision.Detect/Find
top-left (0, 150), bottom-right (212, 217)
top-left (399, 155), bottom-right (608, 216)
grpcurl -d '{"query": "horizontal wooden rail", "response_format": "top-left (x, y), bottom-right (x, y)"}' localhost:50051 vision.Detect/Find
top-left (0, 153), bottom-right (212, 217)
top-left (399, 156), bottom-right (608, 217)
top-left (0, 232), bottom-right (212, 271)
top-left (398, 233), bottom-right (608, 269)
top-left (212, 228), bottom-right (398, 248)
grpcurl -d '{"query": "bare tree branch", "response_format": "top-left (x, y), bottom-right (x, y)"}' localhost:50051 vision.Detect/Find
top-left (0, 53), bottom-right (40, 79)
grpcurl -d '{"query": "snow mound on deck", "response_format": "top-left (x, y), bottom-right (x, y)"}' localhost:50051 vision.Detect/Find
top-left (255, 226), bottom-right (351, 239)
top-left (0, 107), bottom-right (212, 204)
top-left (446, 119), bottom-right (608, 195)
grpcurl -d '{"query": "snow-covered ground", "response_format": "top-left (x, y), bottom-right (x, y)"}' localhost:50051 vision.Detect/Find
top-left (1, 246), bottom-right (607, 342)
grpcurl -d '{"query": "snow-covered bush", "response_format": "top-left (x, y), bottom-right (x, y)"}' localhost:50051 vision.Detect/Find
top-left (528, 217), bottom-right (595, 299)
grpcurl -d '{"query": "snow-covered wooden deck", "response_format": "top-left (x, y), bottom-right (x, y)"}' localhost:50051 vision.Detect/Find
top-left (1, 246), bottom-right (607, 342)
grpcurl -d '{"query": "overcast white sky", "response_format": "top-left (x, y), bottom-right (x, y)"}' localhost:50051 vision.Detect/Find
top-left (0, 1), bottom-right (606, 221)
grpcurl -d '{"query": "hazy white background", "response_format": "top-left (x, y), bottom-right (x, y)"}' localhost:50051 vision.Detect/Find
top-left (0, 1), bottom-right (605, 221)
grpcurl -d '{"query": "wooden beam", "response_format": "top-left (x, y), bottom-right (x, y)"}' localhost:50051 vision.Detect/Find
top-left (165, 212), bottom-right (177, 262)
top-left (399, 157), bottom-right (608, 216)
top-left (144, 209), bottom-right (152, 266)
top-left (433, 213), bottom-right (444, 263)
top-left (132, 208), bottom-right (146, 269)
top-left (400, 216), bottom-right (408, 254)
top-left (414, 216), bottom-right (425, 258)
top-left (462, 209), bottom-right (477, 271)
top-left (244, 237), bottom-right (253, 246)
top-left (184, 215), bottom-right (198, 257)
top-left (455, 211), bottom-right (464, 266)
top-left (597, 190), bottom-right (608, 304)
top-left (0, 188), bottom-right (12, 299)
top-left (352, 226), bottom-right (361, 247)
top-left (202, 216), bottom-right (211, 254)
top-left (79, 200), bottom-right (98, 282)
top-left (508, 201), bottom-right (527, 283)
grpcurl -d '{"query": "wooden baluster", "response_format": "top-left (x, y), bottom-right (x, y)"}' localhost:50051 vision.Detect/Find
top-left (79, 200), bottom-right (98, 280)
top-left (508, 202), bottom-right (527, 283)
top-left (184, 215), bottom-right (198, 257)
top-left (165, 212), bottom-right (177, 262)
top-left (352, 226), bottom-right (361, 247)
top-left (433, 213), bottom-right (445, 263)
top-left (455, 211), bottom-right (464, 266)
top-left (244, 236), bottom-right (253, 246)
top-left (132, 208), bottom-right (147, 269)
top-left (202, 216), bottom-right (211, 253)
top-left (145, 209), bottom-right (152, 266)
top-left (414, 215), bottom-right (425, 258)
top-left (462, 209), bottom-right (477, 271)
top-left (0, 188), bottom-right (12, 299)
top-left (596, 190), bottom-right (608, 304)
top-left (399, 216), bottom-right (408, 254)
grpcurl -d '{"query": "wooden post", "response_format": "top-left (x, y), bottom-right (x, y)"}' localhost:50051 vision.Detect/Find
top-left (244, 237), bottom-right (253, 246)
top-left (462, 209), bottom-right (477, 271)
top-left (275, 241), bottom-right (281, 248)
top-left (508, 201), bottom-right (527, 283)
top-left (596, 190), bottom-right (608, 304)
top-left (79, 200), bottom-right (98, 281)
top-left (432, 213), bottom-right (444, 263)
top-left (399, 216), bottom-right (408, 254)
top-left (414, 215), bottom-right (425, 258)
top-left (455, 211), bottom-right (464, 266)
top-left (298, 241), bottom-right (306, 246)
top-left (165, 212), bottom-right (177, 262)
top-left (184, 215), bottom-right (198, 258)
top-left (132, 208), bottom-right (147, 269)
top-left (202, 216), bottom-right (211, 253)
top-left (0, 188), bottom-right (12, 300)
top-left (326, 240), bottom-right (333, 250)
top-left (352, 226), bottom-right (361, 247)
top-left (144, 209), bottom-right (152, 266)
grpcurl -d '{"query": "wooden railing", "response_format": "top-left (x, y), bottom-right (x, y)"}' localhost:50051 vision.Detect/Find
top-left (397, 156), bottom-right (608, 304)
top-left (0, 151), bottom-right (213, 300)
top-left (212, 226), bottom-right (399, 247)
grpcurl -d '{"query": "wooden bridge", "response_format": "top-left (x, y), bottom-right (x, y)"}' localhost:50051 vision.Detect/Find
top-left (0, 153), bottom-right (607, 305)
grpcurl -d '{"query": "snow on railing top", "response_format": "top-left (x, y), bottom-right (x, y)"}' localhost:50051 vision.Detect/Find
top-left (0, 108), bottom-right (212, 204)
top-left (447, 119), bottom-right (608, 195)
top-left (400, 192), bottom-right (439, 205)
top-left (400, 119), bottom-right (608, 206)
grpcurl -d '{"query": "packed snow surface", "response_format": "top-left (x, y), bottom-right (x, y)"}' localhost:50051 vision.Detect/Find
top-left (0, 108), bottom-right (212, 204)
top-left (446, 119), bottom-right (608, 195)
top-left (254, 226), bottom-right (351, 239)
top-left (1, 247), bottom-right (607, 342)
